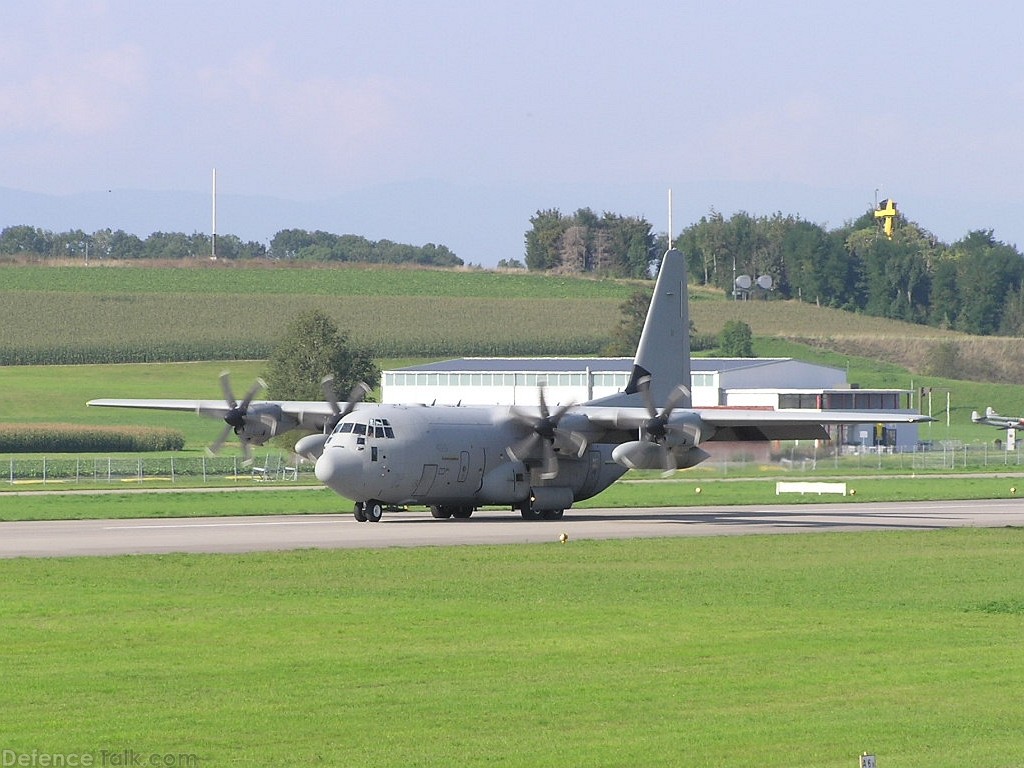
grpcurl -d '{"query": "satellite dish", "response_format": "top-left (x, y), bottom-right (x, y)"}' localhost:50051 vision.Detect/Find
top-left (734, 275), bottom-right (752, 290)
top-left (756, 274), bottom-right (773, 290)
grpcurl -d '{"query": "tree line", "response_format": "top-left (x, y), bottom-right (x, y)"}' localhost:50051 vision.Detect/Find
top-left (675, 209), bottom-right (1024, 337)
top-left (0, 225), bottom-right (463, 267)
top-left (525, 205), bottom-right (1024, 338)
top-left (524, 208), bottom-right (662, 278)
top-left (269, 229), bottom-right (461, 266)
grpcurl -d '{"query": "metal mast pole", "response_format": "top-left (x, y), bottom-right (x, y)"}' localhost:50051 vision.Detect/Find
top-left (212, 168), bottom-right (217, 260)
top-left (667, 188), bottom-right (673, 250)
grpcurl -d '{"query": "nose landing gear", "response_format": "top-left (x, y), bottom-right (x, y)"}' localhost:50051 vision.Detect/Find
top-left (353, 500), bottom-right (384, 523)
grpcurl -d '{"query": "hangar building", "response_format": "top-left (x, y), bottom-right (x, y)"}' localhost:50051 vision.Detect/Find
top-left (381, 357), bottom-right (923, 450)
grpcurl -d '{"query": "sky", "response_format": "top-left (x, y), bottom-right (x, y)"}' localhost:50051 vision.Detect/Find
top-left (3, 1), bottom-right (1024, 265)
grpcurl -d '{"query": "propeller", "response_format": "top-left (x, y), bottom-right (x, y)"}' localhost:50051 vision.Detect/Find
top-left (506, 385), bottom-right (586, 480)
top-left (640, 375), bottom-right (700, 474)
top-left (291, 377), bottom-right (371, 464)
top-left (202, 371), bottom-right (267, 463)
top-left (614, 375), bottom-right (701, 475)
top-left (321, 376), bottom-right (371, 431)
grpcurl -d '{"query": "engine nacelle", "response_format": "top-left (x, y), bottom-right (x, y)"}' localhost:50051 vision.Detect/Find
top-left (612, 441), bottom-right (667, 470)
top-left (611, 441), bottom-right (711, 470)
top-left (235, 403), bottom-right (296, 445)
top-left (294, 433), bottom-right (330, 462)
top-left (671, 445), bottom-right (711, 469)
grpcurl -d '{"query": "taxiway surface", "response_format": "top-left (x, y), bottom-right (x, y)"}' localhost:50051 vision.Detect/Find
top-left (2, 498), bottom-right (1023, 558)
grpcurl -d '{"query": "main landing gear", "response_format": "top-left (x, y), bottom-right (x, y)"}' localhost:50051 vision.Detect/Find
top-left (353, 501), bottom-right (476, 522)
top-left (517, 501), bottom-right (564, 521)
top-left (352, 501), bottom-right (563, 522)
top-left (429, 505), bottom-right (474, 519)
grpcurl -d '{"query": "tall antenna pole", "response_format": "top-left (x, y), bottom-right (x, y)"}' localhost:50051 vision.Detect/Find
top-left (667, 188), bottom-right (673, 250)
top-left (211, 168), bottom-right (217, 260)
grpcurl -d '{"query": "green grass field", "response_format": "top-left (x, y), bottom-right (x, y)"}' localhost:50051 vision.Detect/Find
top-left (2, 529), bottom-right (1023, 766)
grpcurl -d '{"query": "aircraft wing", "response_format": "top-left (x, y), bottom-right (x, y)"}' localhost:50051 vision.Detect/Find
top-left (580, 405), bottom-right (932, 443)
top-left (691, 407), bottom-right (931, 442)
top-left (89, 398), bottom-right (235, 415)
top-left (87, 398), bottom-right (338, 432)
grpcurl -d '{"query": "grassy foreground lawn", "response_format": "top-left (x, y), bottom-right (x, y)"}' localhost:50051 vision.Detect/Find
top-left (2, 529), bottom-right (1023, 766)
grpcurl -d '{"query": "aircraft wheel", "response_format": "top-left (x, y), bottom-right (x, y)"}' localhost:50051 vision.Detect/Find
top-left (452, 506), bottom-right (474, 519)
top-left (430, 505), bottom-right (452, 519)
top-left (519, 503), bottom-right (543, 521)
top-left (364, 500), bottom-right (384, 523)
top-left (542, 509), bottom-right (564, 520)
top-left (353, 502), bottom-right (367, 523)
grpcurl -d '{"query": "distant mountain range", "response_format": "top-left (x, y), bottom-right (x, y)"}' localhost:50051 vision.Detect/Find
top-left (3, 180), bottom-right (1017, 267)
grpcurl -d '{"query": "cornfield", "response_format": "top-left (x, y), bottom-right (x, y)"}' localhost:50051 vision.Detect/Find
top-left (0, 423), bottom-right (185, 452)
top-left (1, 262), bottom-right (633, 363)
top-left (2, 263), bottom-right (1003, 378)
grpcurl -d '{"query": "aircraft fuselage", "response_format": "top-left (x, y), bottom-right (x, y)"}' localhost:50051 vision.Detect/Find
top-left (314, 404), bottom-right (627, 518)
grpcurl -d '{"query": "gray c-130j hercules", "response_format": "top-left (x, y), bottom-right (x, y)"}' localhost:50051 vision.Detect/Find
top-left (90, 249), bottom-right (931, 522)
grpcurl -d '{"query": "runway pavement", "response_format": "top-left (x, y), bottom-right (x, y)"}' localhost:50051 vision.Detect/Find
top-left (3, 498), bottom-right (1024, 558)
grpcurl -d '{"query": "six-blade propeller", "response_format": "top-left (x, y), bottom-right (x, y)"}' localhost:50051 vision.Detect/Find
top-left (506, 385), bottom-right (586, 480)
top-left (611, 375), bottom-right (701, 475)
top-left (322, 375), bottom-right (371, 431)
top-left (200, 371), bottom-right (267, 463)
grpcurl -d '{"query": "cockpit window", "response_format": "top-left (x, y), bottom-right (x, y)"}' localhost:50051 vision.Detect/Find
top-left (332, 418), bottom-right (396, 438)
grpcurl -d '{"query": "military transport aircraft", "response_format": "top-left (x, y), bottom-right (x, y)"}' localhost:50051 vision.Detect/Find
top-left (89, 248), bottom-right (930, 522)
top-left (971, 407), bottom-right (1024, 429)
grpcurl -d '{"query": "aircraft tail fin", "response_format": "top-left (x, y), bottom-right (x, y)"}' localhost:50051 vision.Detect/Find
top-left (591, 248), bottom-right (691, 408)
top-left (625, 248), bottom-right (691, 407)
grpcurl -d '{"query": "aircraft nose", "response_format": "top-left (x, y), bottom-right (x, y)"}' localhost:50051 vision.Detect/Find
top-left (314, 449), bottom-right (349, 492)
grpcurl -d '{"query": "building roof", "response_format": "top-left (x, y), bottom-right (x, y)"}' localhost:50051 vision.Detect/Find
top-left (391, 357), bottom-right (831, 374)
